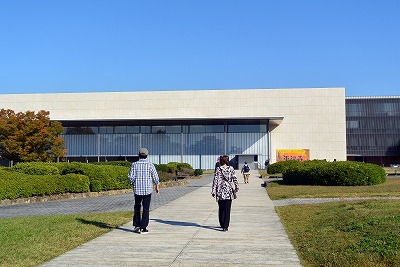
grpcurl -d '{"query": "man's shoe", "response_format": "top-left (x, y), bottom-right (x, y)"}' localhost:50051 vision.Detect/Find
top-left (140, 228), bottom-right (149, 234)
top-left (133, 227), bottom-right (140, 233)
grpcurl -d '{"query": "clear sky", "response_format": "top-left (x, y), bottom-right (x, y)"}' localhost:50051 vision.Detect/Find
top-left (1, 0), bottom-right (399, 96)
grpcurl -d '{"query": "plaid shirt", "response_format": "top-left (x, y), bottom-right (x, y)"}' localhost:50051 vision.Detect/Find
top-left (128, 159), bottom-right (160, 195)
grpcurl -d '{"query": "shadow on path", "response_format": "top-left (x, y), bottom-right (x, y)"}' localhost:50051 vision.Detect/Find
top-left (151, 218), bottom-right (221, 231)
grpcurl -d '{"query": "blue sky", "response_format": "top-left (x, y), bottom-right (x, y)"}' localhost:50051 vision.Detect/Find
top-left (0, 0), bottom-right (399, 96)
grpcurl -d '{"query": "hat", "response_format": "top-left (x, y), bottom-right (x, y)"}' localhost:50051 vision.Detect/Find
top-left (139, 148), bottom-right (148, 156)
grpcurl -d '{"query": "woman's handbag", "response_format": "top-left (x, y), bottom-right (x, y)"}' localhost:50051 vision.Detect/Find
top-left (219, 167), bottom-right (237, 199)
top-left (232, 186), bottom-right (237, 199)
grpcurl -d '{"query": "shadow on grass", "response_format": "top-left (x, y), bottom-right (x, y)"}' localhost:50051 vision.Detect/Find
top-left (77, 218), bottom-right (136, 233)
top-left (76, 218), bottom-right (115, 229)
top-left (272, 180), bottom-right (286, 185)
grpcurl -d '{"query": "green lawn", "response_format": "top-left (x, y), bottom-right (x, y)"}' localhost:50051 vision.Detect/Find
top-left (277, 200), bottom-right (400, 267)
top-left (265, 177), bottom-right (400, 267)
top-left (0, 211), bottom-right (132, 267)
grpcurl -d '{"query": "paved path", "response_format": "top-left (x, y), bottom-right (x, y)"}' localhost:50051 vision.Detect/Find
top-left (38, 171), bottom-right (302, 267)
top-left (0, 178), bottom-right (211, 218)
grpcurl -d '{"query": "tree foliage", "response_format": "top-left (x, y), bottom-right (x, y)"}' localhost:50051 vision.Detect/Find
top-left (0, 109), bottom-right (67, 162)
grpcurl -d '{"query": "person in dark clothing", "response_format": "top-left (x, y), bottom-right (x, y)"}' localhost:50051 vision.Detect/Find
top-left (241, 162), bottom-right (250, 183)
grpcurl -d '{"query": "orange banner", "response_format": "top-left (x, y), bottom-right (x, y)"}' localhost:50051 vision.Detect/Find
top-left (276, 149), bottom-right (309, 162)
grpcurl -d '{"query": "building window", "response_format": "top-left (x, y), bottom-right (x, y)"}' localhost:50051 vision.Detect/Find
top-left (140, 126), bottom-right (151, 134)
top-left (206, 125), bottom-right (224, 133)
top-left (127, 126), bottom-right (139, 134)
top-left (152, 126), bottom-right (166, 134)
top-left (166, 126), bottom-right (181, 133)
top-left (347, 121), bottom-right (359, 129)
top-left (99, 126), bottom-right (113, 134)
top-left (190, 125), bottom-right (206, 133)
top-left (114, 126), bottom-right (127, 134)
top-left (228, 124), bottom-right (265, 133)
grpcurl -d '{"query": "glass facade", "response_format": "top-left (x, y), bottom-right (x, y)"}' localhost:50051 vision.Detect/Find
top-left (346, 96), bottom-right (400, 165)
top-left (61, 120), bottom-right (270, 169)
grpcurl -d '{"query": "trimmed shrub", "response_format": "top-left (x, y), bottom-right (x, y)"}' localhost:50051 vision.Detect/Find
top-left (157, 172), bottom-right (176, 182)
top-left (92, 161), bottom-right (132, 168)
top-left (0, 169), bottom-right (90, 200)
top-left (267, 160), bottom-right (302, 175)
top-left (179, 167), bottom-right (194, 176)
top-left (166, 162), bottom-right (193, 173)
top-left (282, 160), bottom-right (386, 186)
top-left (155, 164), bottom-right (170, 173)
top-left (54, 162), bottom-right (131, 192)
top-left (55, 162), bottom-right (85, 175)
top-left (194, 169), bottom-right (203, 176)
top-left (11, 162), bottom-right (59, 175)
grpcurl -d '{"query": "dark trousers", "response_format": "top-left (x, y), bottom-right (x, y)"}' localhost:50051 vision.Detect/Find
top-left (133, 193), bottom-right (151, 229)
top-left (218, 199), bottom-right (232, 229)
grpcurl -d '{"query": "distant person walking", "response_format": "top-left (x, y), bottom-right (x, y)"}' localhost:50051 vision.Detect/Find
top-left (212, 155), bottom-right (239, 232)
top-left (264, 159), bottom-right (270, 170)
top-left (128, 148), bottom-right (160, 234)
top-left (241, 162), bottom-right (251, 183)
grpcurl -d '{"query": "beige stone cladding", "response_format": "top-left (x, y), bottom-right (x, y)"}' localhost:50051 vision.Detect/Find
top-left (0, 87), bottom-right (346, 162)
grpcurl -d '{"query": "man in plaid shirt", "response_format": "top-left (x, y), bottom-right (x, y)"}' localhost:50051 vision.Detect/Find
top-left (128, 148), bottom-right (160, 234)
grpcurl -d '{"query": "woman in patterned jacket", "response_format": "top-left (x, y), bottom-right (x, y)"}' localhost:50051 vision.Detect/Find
top-left (211, 155), bottom-right (239, 231)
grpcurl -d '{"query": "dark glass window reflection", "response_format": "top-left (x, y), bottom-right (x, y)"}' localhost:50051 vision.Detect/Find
top-left (127, 126), bottom-right (139, 134)
top-left (141, 126), bottom-right (151, 134)
top-left (166, 126), bottom-right (181, 133)
top-left (114, 126), bottom-right (127, 134)
top-left (206, 125), bottom-right (224, 133)
top-left (99, 126), bottom-right (113, 134)
top-left (228, 124), bottom-right (264, 133)
top-left (190, 125), bottom-right (206, 133)
top-left (152, 126), bottom-right (166, 134)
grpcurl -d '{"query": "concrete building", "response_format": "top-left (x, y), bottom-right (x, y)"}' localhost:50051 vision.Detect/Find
top-left (0, 88), bottom-right (347, 169)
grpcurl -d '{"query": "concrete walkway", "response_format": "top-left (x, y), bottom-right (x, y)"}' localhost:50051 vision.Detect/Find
top-left (41, 170), bottom-right (301, 267)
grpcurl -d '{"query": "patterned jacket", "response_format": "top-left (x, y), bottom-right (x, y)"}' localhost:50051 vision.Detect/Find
top-left (212, 165), bottom-right (239, 201)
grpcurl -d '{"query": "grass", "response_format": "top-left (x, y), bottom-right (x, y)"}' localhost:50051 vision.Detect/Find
top-left (266, 178), bottom-right (400, 200)
top-left (265, 175), bottom-right (400, 266)
top-left (0, 211), bottom-right (132, 267)
top-left (277, 200), bottom-right (400, 267)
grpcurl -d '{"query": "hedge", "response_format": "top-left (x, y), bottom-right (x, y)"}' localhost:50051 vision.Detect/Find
top-left (1, 160), bottom-right (200, 200)
top-left (92, 161), bottom-right (132, 168)
top-left (54, 162), bottom-right (131, 192)
top-left (11, 162), bottom-right (60, 175)
top-left (279, 160), bottom-right (386, 186)
top-left (0, 169), bottom-right (90, 200)
top-left (267, 160), bottom-right (302, 175)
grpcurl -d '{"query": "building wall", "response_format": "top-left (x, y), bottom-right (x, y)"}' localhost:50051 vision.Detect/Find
top-left (346, 96), bottom-right (400, 165)
top-left (269, 88), bottom-right (347, 162)
top-left (0, 88), bottom-right (347, 163)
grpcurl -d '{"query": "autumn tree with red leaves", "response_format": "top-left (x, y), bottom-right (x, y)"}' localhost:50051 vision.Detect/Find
top-left (0, 109), bottom-right (67, 162)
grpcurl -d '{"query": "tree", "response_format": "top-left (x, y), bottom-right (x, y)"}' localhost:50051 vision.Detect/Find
top-left (0, 109), bottom-right (67, 162)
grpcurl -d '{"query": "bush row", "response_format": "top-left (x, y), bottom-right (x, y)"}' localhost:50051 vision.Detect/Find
top-left (0, 169), bottom-right (90, 200)
top-left (268, 160), bottom-right (386, 186)
top-left (10, 162), bottom-right (131, 192)
top-left (1, 161), bottom-right (202, 200)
